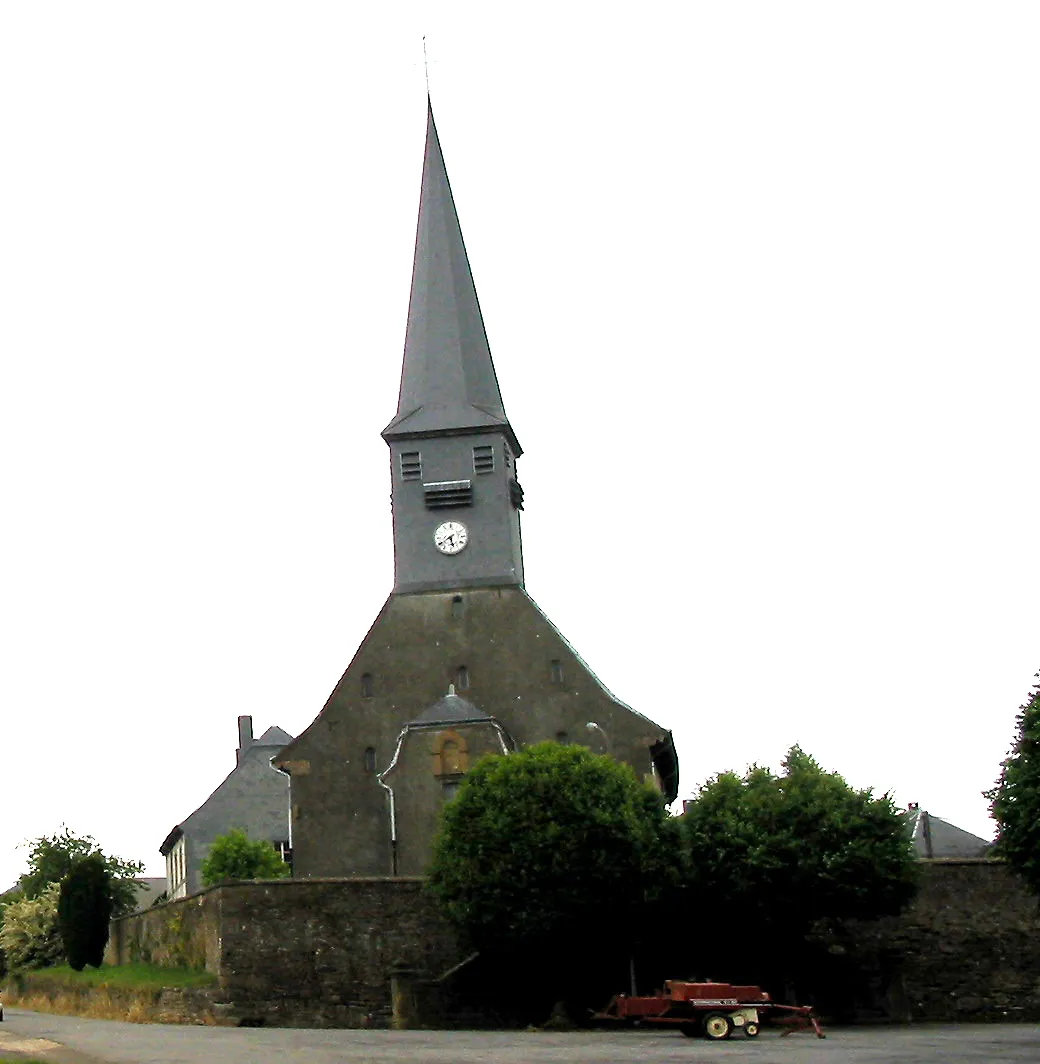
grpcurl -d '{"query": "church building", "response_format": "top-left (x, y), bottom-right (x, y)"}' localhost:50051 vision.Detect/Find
top-left (274, 103), bottom-right (678, 877)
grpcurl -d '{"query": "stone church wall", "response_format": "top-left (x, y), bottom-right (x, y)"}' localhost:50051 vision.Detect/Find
top-left (105, 861), bottom-right (1040, 1026)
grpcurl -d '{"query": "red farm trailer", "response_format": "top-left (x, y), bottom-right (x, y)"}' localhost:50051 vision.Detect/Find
top-left (594, 979), bottom-right (825, 1040)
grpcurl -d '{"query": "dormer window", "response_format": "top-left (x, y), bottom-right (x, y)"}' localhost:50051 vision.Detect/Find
top-left (400, 452), bottom-right (422, 480)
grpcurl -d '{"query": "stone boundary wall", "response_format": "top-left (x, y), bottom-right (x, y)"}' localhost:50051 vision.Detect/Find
top-left (102, 861), bottom-right (1040, 1026)
top-left (106, 877), bottom-right (462, 1027)
top-left (835, 858), bottom-right (1040, 1021)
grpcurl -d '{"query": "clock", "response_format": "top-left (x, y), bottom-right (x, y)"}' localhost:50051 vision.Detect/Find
top-left (434, 521), bottom-right (469, 555)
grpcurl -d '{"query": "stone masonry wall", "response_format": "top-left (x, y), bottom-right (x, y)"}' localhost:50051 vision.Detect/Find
top-left (107, 877), bottom-right (462, 1027)
top-left (105, 862), bottom-right (1040, 1026)
top-left (106, 888), bottom-right (220, 972)
top-left (839, 859), bottom-right (1040, 1021)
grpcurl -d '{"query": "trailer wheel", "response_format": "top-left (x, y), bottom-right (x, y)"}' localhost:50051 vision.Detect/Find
top-left (679, 1023), bottom-right (699, 1038)
top-left (744, 1022), bottom-right (760, 1038)
top-left (704, 1013), bottom-right (733, 1040)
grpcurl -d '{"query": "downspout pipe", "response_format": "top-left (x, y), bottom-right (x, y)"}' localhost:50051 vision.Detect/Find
top-left (376, 717), bottom-right (514, 876)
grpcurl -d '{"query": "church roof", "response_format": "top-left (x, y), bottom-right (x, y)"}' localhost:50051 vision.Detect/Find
top-left (382, 101), bottom-right (521, 456)
top-left (409, 685), bottom-right (493, 727)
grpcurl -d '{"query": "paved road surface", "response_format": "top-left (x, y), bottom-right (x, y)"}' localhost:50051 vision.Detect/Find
top-left (2, 1008), bottom-right (1039, 1063)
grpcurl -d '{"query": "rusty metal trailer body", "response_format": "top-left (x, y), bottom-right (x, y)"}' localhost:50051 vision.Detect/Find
top-left (594, 980), bottom-right (824, 1040)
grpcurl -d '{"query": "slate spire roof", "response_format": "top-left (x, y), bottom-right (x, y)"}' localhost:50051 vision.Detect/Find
top-left (382, 101), bottom-right (521, 456)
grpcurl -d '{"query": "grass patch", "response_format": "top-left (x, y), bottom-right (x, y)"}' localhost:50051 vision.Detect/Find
top-left (19, 962), bottom-right (216, 990)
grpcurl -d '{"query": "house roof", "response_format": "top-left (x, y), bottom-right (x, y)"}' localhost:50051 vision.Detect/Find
top-left (382, 100), bottom-right (521, 456)
top-left (130, 877), bottom-right (167, 911)
top-left (905, 806), bottom-right (993, 858)
top-left (256, 725), bottom-right (293, 747)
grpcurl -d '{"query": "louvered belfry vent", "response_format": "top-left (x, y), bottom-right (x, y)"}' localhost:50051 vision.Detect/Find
top-left (400, 452), bottom-right (422, 480)
top-left (473, 445), bottom-right (495, 474)
top-left (424, 480), bottom-right (473, 508)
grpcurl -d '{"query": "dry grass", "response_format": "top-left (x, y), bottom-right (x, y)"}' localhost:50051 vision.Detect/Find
top-left (2, 972), bottom-right (220, 1025)
top-left (2, 986), bottom-right (154, 1022)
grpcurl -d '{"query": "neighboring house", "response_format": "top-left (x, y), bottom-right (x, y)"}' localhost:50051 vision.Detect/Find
top-left (128, 877), bottom-right (166, 912)
top-left (273, 104), bottom-right (678, 879)
top-left (905, 803), bottom-right (993, 858)
top-left (161, 716), bottom-right (293, 899)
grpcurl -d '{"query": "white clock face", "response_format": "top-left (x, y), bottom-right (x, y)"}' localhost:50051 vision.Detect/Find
top-left (434, 521), bottom-right (469, 555)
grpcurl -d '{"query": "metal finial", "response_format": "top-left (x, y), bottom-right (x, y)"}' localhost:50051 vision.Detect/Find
top-left (423, 37), bottom-right (430, 95)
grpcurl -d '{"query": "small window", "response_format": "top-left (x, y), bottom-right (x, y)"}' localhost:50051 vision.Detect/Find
top-left (451, 594), bottom-right (465, 619)
top-left (361, 672), bottom-right (374, 698)
top-left (442, 779), bottom-right (461, 802)
top-left (556, 730), bottom-right (569, 744)
top-left (473, 444), bottom-right (495, 474)
top-left (364, 747), bottom-right (377, 773)
top-left (550, 659), bottom-right (564, 684)
top-left (456, 665), bottom-right (470, 690)
top-left (400, 451), bottom-right (422, 480)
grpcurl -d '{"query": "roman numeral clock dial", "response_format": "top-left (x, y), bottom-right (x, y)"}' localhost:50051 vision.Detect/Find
top-left (434, 521), bottom-right (469, 555)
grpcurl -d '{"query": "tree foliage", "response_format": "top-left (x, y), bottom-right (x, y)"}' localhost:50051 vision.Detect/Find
top-left (0, 883), bottom-right (65, 970)
top-left (427, 742), bottom-right (680, 959)
top-left (18, 828), bottom-right (144, 917)
top-left (986, 671), bottom-right (1040, 896)
top-left (200, 829), bottom-right (291, 887)
top-left (58, 854), bottom-right (114, 970)
top-left (681, 746), bottom-right (918, 959)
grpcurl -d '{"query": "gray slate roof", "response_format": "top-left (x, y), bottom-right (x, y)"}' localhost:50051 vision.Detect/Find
top-left (256, 725), bottom-right (293, 747)
top-left (410, 687), bottom-right (493, 726)
top-left (382, 101), bottom-right (521, 456)
top-left (906, 807), bottom-right (993, 858)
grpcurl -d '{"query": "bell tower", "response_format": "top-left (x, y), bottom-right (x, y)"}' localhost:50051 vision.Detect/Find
top-left (382, 103), bottom-right (524, 594)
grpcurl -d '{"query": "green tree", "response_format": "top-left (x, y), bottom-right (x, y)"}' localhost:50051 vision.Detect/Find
top-left (681, 746), bottom-right (918, 986)
top-left (0, 883), bottom-right (64, 970)
top-left (986, 671), bottom-right (1040, 896)
top-left (200, 829), bottom-right (291, 887)
top-left (18, 828), bottom-right (144, 917)
top-left (427, 742), bottom-right (680, 996)
top-left (57, 854), bottom-right (114, 970)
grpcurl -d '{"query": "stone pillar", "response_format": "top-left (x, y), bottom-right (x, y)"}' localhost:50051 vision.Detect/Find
top-left (390, 964), bottom-right (421, 1030)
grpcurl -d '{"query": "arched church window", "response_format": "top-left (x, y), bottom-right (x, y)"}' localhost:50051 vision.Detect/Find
top-left (456, 665), bottom-right (470, 690)
top-left (550, 659), bottom-right (564, 684)
top-left (364, 747), bottom-right (377, 773)
top-left (361, 673), bottom-right (373, 698)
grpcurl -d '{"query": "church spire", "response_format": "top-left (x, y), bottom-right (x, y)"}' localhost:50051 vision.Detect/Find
top-left (382, 101), bottom-right (521, 456)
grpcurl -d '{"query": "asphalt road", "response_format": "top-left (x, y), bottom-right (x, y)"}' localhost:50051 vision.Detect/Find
top-left (2, 1009), bottom-right (1039, 1064)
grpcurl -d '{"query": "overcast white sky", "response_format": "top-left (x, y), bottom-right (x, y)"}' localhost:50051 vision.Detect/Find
top-left (2, 3), bottom-right (1037, 890)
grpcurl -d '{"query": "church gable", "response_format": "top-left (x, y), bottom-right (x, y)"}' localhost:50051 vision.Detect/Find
top-left (279, 586), bottom-right (673, 876)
